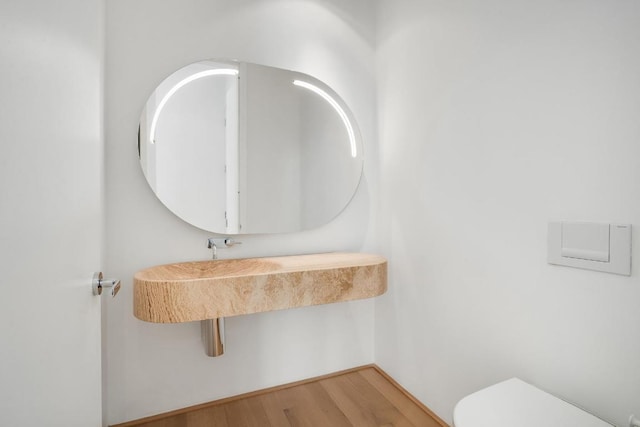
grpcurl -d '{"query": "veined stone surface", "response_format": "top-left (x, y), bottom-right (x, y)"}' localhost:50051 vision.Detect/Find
top-left (134, 253), bottom-right (387, 323)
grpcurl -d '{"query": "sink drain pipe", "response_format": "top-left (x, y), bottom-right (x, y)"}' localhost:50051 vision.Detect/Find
top-left (201, 318), bottom-right (225, 357)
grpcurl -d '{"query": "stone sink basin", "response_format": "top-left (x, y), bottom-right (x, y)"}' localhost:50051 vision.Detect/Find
top-left (134, 252), bottom-right (387, 323)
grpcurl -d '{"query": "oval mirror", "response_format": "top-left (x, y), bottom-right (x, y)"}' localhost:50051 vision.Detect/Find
top-left (138, 60), bottom-right (363, 234)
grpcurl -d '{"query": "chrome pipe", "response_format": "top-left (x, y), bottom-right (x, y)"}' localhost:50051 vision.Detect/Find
top-left (201, 318), bottom-right (225, 357)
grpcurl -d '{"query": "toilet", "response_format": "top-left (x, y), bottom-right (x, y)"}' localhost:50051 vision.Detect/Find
top-left (453, 378), bottom-right (613, 427)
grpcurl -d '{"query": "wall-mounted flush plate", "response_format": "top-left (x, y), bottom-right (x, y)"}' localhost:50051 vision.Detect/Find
top-left (548, 222), bottom-right (631, 276)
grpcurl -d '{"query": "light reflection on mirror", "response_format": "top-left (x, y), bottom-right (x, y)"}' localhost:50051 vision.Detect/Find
top-left (292, 79), bottom-right (357, 158)
top-left (139, 60), bottom-right (363, 235)
top-left (149, 68), bottom-right (240, 145)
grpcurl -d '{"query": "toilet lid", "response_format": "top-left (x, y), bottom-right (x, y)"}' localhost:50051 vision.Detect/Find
top-left (453, 378), bottom-right (612, 427)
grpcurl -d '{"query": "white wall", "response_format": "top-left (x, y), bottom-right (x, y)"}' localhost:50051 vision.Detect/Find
top-left (105, 0), bottom-right (377, 424)
top-left (375, 0), bottom-right (640, 425)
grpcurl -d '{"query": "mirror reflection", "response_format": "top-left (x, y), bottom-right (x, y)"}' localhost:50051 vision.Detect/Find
top-left (139, 60), bottom-right (363, 234)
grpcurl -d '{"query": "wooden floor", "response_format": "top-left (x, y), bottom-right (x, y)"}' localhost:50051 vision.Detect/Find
top-left (112, 365), bottom-right (448, 427)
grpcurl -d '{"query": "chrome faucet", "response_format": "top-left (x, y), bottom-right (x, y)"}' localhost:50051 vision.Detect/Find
top-left (207, 238), bottom-right (218, 259)
top-left (207, 237), bottom-right (242, 259)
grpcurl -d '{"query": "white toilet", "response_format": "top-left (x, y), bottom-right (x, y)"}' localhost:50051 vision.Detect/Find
top-left (453, 378), bottom-right (613, 427)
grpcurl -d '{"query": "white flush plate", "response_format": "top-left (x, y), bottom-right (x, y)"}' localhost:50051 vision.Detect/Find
top-left (548, 222), bottom-right (631, 276)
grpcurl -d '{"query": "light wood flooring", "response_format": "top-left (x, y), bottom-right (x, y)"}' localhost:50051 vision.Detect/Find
top-left (112, 365), bottom-right (448, 427)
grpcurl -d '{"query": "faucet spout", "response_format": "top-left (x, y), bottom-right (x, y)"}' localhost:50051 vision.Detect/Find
top-left (207, 237), bottom-right (242, 259)
top-left (207, 238), bottom-right (218, 259)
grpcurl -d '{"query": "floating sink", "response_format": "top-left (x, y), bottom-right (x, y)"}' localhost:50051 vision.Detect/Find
top-left (134, 252), bottom-right (387, 323)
